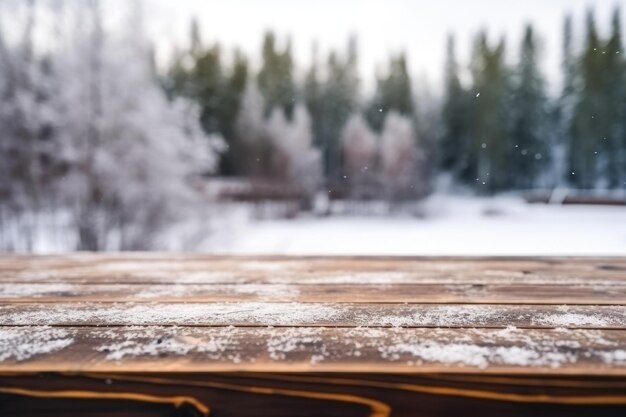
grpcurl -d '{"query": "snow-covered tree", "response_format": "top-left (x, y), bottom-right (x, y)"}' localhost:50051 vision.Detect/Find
top-left (273, 104), bottom-right (322, 201)
top-left (0, 1), bottom-right (217, 251)
top-left (51, 3), bottom-right (215, 250)
top-left (236, 81), bottom-right (322, 201)
top-left (265, 106), bottom-right (291, 180)
top-left (380, 111), bottom-right (425, 200)
top-left (0, 0), bottom-right (61, 250)
top-left (340, 113), bottom-right (379, 198)
top-left (235, 81), bottom-right (273, 177)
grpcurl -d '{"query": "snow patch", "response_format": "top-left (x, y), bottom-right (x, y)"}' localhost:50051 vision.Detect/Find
top-left (380, 342), bottom-right (575, 369)
top-left (135, 283), bottom-right (299, 300)
top-left (266, 327), bottom-right (326, 361)
top-left (213, 195), bottom-right (626, 256)
top-left (96, 326), bottom-right (240, 362)
top-left (229, 284), bottom-right (300, 299)
top-left (599, 350), bottom-right (626, 365)
top-left (3, 303), bottom-right (624, 329)
top-left (0, 283), bottom-right (76, 298)
top-left (0, 327), bottom-right (74, 362)
top-left (533, 313), bottom-right (610, 327)
top-left (0, 302), bottom-right (343, 326)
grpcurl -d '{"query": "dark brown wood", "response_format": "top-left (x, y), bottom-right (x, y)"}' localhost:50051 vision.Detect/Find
top-left (1, 254), bottom-right (626, 416)
top-left (2, 326), bottom-right (626, 374)
top-left (3, 373), bottom-right (626, 417)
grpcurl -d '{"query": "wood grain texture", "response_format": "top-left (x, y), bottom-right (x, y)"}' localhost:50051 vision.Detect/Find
top-left (4, 372), bottom-right (626, 417)
top-left (1, 326), bottom-right (626, 374)
top-left (0, 255), bottom-right (625, 373)
top-left (0, 302), bottom-right (624, 329)
top-left (1, 255), bottom-right (626, 284)
top-left (2, 255), bottom-right (626, 416)
top-left (3, 283), bottom-right (626, 304)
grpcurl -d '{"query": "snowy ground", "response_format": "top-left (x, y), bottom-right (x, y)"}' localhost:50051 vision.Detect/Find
top-left (209, 195), bottom-right (626, 256)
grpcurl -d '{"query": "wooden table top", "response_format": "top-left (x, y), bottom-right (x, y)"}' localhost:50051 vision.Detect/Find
top-left (1, 254), bottom-right (625, 375)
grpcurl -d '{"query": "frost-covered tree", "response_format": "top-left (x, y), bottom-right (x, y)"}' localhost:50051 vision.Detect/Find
top-left (304, 43), bottom-right (323, 148)
top-left (55, 4), bottom-right (216, 250)
top-left (275, 104), bottom-right (322, 200)
top-left (1, 1), bottom-right (217, 251)
top-left (265, 107), bottom-right (292, 180)
top-left (0, 0), bottom-right (62, 250)
top-left (379, 112), bottom-right (425, 200)
top-left (235, 81), bottom-right (273, 177)
top-left (340, 113), bottom-right (379, 199)
top-left (236, 81), bottom-right (321, 200)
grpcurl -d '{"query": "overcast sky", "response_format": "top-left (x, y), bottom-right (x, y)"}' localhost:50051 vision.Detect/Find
top-left (143, 0), bottom-right (624, 93)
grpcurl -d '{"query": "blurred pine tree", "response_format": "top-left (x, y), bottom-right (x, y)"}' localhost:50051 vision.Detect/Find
top-left (508, 25), bottom-right (550, 189)
top-left (469, 32), bottom-right (510, 193)
top-left (570, 10), bottom-right (603, 189)
top-left (440, 35), bottom-right (471, 176)
top-left (258, 31), bottom-right (296, 119)
top-left (366, 53), bottom-right (414, 132)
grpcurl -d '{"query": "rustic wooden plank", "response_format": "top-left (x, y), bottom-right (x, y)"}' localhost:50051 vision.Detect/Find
top-left (5, 372), bottom-right (626, 417)
top-left (218, 372), bottom-right (626, 395)
top-left (1, 326), bottom-right (626, 374)
top-left (1, 303), bottom-right (624, 329)
top-left (1, 255), bottom-right (625, 285)
top-left (2, 282), bottom-right (626, 304)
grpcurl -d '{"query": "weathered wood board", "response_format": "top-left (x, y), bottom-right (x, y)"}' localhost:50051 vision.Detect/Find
top-left (1, 255), bottom-right (626, 416)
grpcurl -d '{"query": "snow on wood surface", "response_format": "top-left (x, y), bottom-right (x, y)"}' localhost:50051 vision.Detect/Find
top-left (0, 255), bottom-right (625, 374)
top-left (1, 303), bottom-right (624, 328)
top-left (0, 327), bottom-right (74, 362)
top-left (2, 255), bottom-right (626, 284)
top-left (2, 282), bottom-right (626, 304)
top-left (1, 326), bottom-right (626, 372)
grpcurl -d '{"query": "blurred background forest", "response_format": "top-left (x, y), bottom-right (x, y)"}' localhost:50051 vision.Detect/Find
top-left (1, 0), bottom-right (626, 254)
